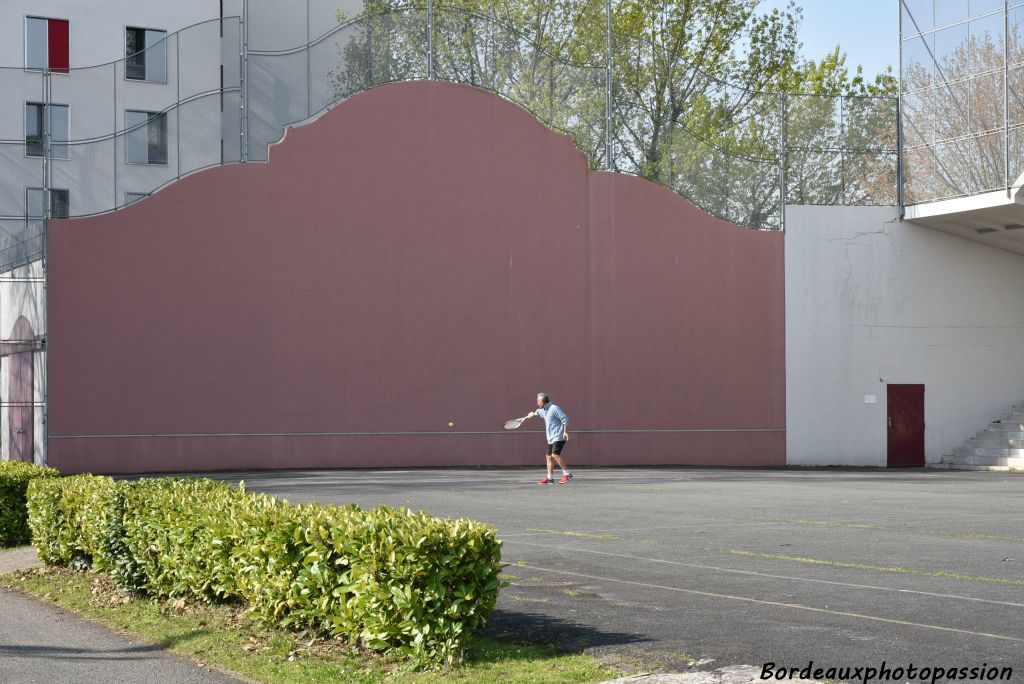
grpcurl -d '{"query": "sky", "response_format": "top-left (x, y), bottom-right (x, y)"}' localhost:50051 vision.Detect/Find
top-left (756, 0), bottom-right (900, 80)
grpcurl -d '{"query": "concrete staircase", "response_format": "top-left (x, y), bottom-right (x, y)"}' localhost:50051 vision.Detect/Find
top-left (935, 400), bottom-right (1024, 470)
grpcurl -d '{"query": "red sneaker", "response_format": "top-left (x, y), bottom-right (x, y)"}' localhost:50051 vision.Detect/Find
top-left (558, 473), bottom-right (573, 484)
top-left (538, 476), bottom-right (555, 484)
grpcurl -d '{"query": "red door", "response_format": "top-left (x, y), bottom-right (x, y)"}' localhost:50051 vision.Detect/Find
top-left (887, 384), bottom-right (924, 467)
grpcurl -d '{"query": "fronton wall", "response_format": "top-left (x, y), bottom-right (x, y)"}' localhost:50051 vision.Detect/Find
top-left (48, 81), bottom-right (785, 473)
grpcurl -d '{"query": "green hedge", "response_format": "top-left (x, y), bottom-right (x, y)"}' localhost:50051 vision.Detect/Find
top-left (0, 460), bottom-right (58, 546)
top-left (27, 475), bottom-right (503, 665)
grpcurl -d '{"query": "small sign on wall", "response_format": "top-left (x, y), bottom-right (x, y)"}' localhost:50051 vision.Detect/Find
top-left (864, 395), bottom-right (877, 404)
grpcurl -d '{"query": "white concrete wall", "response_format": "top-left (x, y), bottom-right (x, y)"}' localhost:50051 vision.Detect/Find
top-left (0, 262), bottom-right (46, 464)
top-left (786, 205), bottom-right (1024, 466)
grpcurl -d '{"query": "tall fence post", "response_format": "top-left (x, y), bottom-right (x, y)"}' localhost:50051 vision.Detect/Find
top-left (896, 98), bottom-right (905, 210)
top-left (240, 0), bottom-right (249, 162)
top-left (897, 0), bottom-right (905, 214)
top-left (41, 66), bottom-right (51, 467)
top-left (605, 0), bottom-right (613, 171)
top-left (113, 63), bottom-right (118, 208)
top-left (839, 95), bottom-right (846, 204)
top-left (176, 33), bottom-right (182, 180)
top-left (42, 68), bottom-right (51, 242)
top-left (427, 0), bottom-right (435, 79)
top-left (778, 91), bottom-right (786, 231)
top-left (1004, 0), bottom-right (1010, 197)
top-left (307, 0), bottom-right (312, 119)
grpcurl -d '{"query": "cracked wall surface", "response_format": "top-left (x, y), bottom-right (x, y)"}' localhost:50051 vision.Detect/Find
top-left (785, 205), bottom-right (1024, 465)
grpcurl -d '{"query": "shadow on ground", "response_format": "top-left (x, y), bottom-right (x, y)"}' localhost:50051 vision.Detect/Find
top-left (479, 609), bottom-right (706, 674)
top-left (0, 642), bottom-right (175, 662)
top-left (480, 608), bottom-right (650, 653)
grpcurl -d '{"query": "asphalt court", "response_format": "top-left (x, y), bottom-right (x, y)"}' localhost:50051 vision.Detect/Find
top-left (212, 467), bottom-right (1024, 676)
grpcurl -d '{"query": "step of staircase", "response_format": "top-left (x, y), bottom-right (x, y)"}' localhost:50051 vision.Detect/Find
top-left (965, 437), bottom-right (1024, 449)
top-left (941, 451), bottom-right (1024, 470)
top-left (932, 397), bottom-right (1024, 470)
top-left (985, 422), bottom-right (1024, 431)
top-left (975, 430), bottom-right (1024, 439)
top-left (953, 446), bottom-right (1024, 458)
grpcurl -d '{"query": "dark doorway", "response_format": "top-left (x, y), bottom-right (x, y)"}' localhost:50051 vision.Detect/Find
top-left (887, 384), bottom-right (924, 467)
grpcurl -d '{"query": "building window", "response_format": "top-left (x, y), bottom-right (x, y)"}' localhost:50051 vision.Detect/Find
top-left (125, 27), bottom-right (167, 81)
top-left (126, 111), bottom-right (168, 165)
top-left (25, 17), bottom-right (69, 72)
top-left (25, 102), bottom-right (69, 158)
top-left (27, 188), bottom-right (70, 219)
top-left (125, 192), bottom-right (150, 205)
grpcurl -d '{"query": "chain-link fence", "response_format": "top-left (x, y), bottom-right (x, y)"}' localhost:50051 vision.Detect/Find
top-left (245, 5), bottom-right (899, 233)
top-left (0, 18), bottom-right (241, 273)
top-left (1, 5), bottom-right (905, 278)
top-left (900, 0), bottom-right (1024, 204)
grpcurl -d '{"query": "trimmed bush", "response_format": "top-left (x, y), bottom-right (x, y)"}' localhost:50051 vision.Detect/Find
top-left (27, 475), bottom-right (116, 567)
top-left (0, 460), bottom-right (58, 546)
top-left (230, 500), bottom-right (503, 661)
top-left (27, 475), bottom-right (504, 665)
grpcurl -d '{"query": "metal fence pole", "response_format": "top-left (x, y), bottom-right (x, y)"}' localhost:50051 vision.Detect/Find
top-left (240, 0), bottom-right (249, 162)
top-left (897, 0), bottom-right (905, 214)
top-left (605, 0), bottom-right (613, 171)
top-left (42, 68), bottom-right (52, 267)
top-left (1004, 0), bottom-right (1010, 197)
top-left (307, 0), bottom-right (312, 119)
top-left (113, 65), bottom-right (118, 208)
top-left (897, 98), bottom-right (905, 210)
top-left (778, 91), bottom-right (786, 231)
top-left (428, 0), bottom-right (435, 79)
top-left (839, 95), bottom-right (846, 204)
top-left (41, 67), bottom-right (51, 467)
top-left (176, 33), bottom-right (182, 180)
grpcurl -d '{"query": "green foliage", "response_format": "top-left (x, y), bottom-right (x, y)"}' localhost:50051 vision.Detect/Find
top-left (27, 474), bottom-right (115, 566)
top-left (327, 0), bottom-right (899, 227)
top-left (26, 475), bottom-right (504, 666)
top-left (231, 502), bottom-right (503, 663)
top-left (0, 460), bottom-right (58, 546)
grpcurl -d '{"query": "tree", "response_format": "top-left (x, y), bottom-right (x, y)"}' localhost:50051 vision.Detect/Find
top-left (329, 0), bottom-right (900, 227)
top-left (900, 17), bottom-right (1022, 203)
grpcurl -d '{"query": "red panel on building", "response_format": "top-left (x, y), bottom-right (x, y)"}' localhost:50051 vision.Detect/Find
top-left (47, 82), bottom-right (786, 473)
top-left (47, 19), bottom-right (69, 72)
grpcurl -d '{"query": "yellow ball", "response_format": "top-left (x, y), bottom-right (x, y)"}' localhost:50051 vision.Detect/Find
top-left (448, 422), bottom-right (454, 427)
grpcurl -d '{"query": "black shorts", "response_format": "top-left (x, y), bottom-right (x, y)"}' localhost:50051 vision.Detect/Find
top-left (547, 440), bottom-right (566, 456)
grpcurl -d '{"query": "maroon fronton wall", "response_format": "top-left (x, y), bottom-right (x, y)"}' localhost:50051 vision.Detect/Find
top-left (48, 81), bottom-right (785, 474)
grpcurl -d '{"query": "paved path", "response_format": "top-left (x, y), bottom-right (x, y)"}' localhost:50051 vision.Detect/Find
top-left (0, 549), bottom-right (240, 684)
top-left (0, 547), bottom-right (40, 575)
top-left (4, 467), bottom-right (1023, 682)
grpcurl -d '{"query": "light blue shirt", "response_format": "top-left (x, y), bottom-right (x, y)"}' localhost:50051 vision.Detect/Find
top-left (535, 403), bottom-right (569, 444)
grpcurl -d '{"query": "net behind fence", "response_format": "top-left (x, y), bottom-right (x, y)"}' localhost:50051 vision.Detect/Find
top-left (2, 6), bottom-right (908, 277)
top-left (900, 0), bottom-right (1024, 203)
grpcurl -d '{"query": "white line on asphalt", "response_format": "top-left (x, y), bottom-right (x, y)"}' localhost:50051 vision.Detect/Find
top-left (499, 522), bottom-right (785, 537)
top-left (507, 541), bottom-right (1024, 609)
top-left (515, 563), bottom-right (1024, 643)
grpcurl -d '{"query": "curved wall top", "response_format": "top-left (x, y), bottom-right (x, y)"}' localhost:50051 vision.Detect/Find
top-left (47, 81), bottom-right (785, 473)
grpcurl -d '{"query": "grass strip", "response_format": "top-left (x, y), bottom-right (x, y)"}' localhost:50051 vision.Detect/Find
top-left (1, 567), bottom-right (618, 684)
